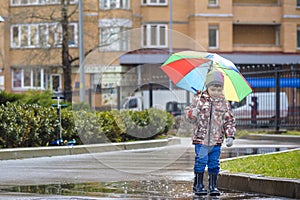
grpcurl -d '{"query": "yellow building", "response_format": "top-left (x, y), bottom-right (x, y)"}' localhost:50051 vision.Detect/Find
top-left (0, 0), bottom-right (299, 109)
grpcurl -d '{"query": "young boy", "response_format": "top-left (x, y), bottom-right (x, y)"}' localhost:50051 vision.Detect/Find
top-left (185, 70), bottom-right (236, 196)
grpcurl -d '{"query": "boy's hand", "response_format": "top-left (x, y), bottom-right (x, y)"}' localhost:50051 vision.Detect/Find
top-left (188, 110), bottom-right (194, 119)
top-left (188, 109), bottom-right (198, 119)
top-left (226, 138), bottom-right (234, 147)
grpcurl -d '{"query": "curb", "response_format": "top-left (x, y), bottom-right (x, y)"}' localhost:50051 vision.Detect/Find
top-left (241, 134), bottom-right (300, 143)
top-left (219, 148), bottom-right (300, 199)
top-left (0, 137), bottom-right (181, 160)
top-left (218, 172), bottom-right (300, 199)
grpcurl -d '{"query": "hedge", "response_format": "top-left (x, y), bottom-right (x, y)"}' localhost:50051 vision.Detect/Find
top-left (0, 103), bottom-right (174, 148)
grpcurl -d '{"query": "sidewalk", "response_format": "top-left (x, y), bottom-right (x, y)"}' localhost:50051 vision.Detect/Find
top-left (0, 134), bottom-right (299, 199)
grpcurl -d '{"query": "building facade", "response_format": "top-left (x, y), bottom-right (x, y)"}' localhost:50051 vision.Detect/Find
top-left (0, 0), bottom-right (299, 109)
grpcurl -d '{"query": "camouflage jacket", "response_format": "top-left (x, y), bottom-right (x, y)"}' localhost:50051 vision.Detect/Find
top-left (185, 91), bottom-right (236, 146)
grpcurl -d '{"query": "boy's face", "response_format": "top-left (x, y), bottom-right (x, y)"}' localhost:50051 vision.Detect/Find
top-left (207, 85), bottom-right (224, 99)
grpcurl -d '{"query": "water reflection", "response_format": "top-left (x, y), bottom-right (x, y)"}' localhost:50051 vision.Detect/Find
top-left (2, 180), bottom-right (291, 199)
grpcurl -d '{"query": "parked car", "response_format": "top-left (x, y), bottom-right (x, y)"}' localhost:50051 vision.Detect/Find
top-left (166, 101), bottom-right (187, 117)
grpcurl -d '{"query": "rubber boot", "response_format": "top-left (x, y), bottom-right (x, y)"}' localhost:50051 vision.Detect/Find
top-left (208, 173), bottom-right (220, 196)
top-left (193, 172), bottom-right (208, 195)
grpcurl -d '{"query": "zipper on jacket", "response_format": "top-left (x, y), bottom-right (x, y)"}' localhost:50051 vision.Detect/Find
top-left (208, 101), bottom-right (213, 146)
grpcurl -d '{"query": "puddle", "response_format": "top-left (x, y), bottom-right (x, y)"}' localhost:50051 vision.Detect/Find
top-left (221, 147), bottom-right (291, 159)
top-left (2, 180), bottom-right (190, 199)
top-left (1, 180), bottom-right (291, 199)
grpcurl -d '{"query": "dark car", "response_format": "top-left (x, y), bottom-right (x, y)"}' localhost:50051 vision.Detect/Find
top-left (166, 101), bottom-right (186, 117)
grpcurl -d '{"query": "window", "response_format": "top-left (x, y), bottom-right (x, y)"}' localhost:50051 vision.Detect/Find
top-left (92, 74), bottom-right (102, 93)
top-left (208, 25), bottom-right (218, 49)
top-left (67, 24), bottom-right (76, 45)
top-left (50, 74), bottom-right (62, 92)
top-left (100, 27), bottom-right (130, 51)
top-left (142, 24), bottom-right (167, 47)
top-left (11, 23), bottom-right (78, 48)
top-left (275, 26), bottom-right (280, 46)
top-left (208, 0), bottom-right (218, 6)
top-left (297, 26), bottom-right (300, 49)
top-left (142, 0), bottom-right (167, 6)
top-left (10, 0), bottom-right (78, 6)
top-left (297, 0), bottom-right (300, 7)
top-left (12, 68), bottom-right (49, 89)
top-left (99, 19), bottom-right (131, 51)
top-left (100, 0), bottom-right (130, 9)
top-left (128, 99), bottom-right (137, 109)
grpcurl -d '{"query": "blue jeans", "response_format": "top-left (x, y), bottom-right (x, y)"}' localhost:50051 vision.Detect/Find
top-left (194, 144), bottom-right (221, 174)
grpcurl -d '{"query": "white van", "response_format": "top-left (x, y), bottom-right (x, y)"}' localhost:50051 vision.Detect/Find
top-left (122, 90), bottom-right (193, 111)
top-left (231, 92), bottom-right (288, 125)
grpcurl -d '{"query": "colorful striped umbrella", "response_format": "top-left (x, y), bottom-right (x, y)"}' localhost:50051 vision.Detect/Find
top-left (161, 51), bottom-right (252, 102)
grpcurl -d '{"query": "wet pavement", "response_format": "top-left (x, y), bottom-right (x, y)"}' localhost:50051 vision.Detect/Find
top-left (0, 137), bottom-right (298, 199)
top-left (0, 180), bottom-right (295, 199)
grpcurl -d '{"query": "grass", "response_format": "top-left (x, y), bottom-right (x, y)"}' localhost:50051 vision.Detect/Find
top-left (221, 150), bottom-right (300, 179)
top-left (235, 129), bottom-right (300, 139)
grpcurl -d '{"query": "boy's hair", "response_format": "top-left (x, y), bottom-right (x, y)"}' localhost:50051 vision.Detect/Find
top-left (208, 83), bottom-right (223, 88)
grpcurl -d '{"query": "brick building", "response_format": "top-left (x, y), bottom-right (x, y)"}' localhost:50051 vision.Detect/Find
top-left (0, 0), bottom-right (299, 109)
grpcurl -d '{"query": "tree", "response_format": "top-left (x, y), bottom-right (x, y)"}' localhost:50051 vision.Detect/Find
top-left (6, 0), bottom-right (130, 103)
top-left (60, 0), bottom-right (74, 102)
top-left (8, 0), bottom-right (80, 102)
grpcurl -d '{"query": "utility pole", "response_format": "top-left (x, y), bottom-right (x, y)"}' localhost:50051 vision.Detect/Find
top-left (169, 0), bottom-right (173, 90)
top-left (79, 0), bottom-right (86, 102)
top-left (169, 0), bottom-right (173, 55)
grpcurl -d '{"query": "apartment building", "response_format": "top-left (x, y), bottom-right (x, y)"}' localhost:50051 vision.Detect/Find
top-left (0, 0), bottom-right (299, 109)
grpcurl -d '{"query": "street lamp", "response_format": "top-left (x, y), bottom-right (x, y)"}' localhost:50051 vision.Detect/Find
top-left (52, 93), bottom-right (68, 145)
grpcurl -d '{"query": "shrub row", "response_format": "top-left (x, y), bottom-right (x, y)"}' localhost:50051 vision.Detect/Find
top-left (0, 103), bottom-right (174, 148)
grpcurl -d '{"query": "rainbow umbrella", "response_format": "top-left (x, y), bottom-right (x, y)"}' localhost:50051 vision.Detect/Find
top-left (161, 51), bottom-right (252, 102)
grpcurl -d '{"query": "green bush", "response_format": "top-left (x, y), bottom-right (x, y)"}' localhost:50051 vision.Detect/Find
top-left (97, 110), bottom-right (126, 143)
top-left (72, 110), bottom-right (102, 144)
top-left (19, 90), bottom-right (56, 107)
top-left (0, 90), bottom-right (57, 107)
top-left (0, 103), bottom-right (59, 147)
top-left (120, 108), bottom-right (174, 141)
top-left (72, 102), bottom-right (91, 111)
top-left (0, 101), bottom-right (173, 148)
top-left (0, 91), bottom-right (23, 105)
top-left (60, 109), bottom-right (78, 143)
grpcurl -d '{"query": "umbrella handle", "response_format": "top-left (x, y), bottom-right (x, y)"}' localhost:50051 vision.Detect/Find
top-left (192, 87), bottom-right (204, 97)
top-left (192, 87), bottom-right (197, 92)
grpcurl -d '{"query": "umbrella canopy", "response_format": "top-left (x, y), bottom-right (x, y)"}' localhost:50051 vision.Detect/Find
top-left (161, 51), bottom-right (252, 102)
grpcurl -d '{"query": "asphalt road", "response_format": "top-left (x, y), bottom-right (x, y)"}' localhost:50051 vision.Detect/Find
top-left (0, 138), bottom-right (298, 199)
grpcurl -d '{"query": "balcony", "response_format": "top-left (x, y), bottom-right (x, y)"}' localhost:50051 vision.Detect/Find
top-left (233, 0), bottom-right (280, 6)
top-left (233, 1), bottom-right (281, 24)
top-left (233, 24), bottom-right (282, 52)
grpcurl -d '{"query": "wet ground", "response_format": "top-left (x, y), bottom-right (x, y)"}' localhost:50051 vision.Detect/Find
top-left (0, 137), bottom-right (298, 199)
top-left (0, 179), bottom-right (295, 199)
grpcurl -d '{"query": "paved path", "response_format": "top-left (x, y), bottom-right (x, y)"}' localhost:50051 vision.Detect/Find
top-left (0, 137), bottom-right (298, 199)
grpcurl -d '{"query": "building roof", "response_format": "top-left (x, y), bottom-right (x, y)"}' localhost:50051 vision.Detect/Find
top-left (220, 53), bottom-right (300, 65)
top-left (119, 51), bottom-right (300, 65)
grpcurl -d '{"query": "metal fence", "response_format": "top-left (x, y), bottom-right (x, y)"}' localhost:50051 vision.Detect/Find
top-left (235, 65), bottom-right (300, 130)
top-left (76, 65), bottom-right (300, 130)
